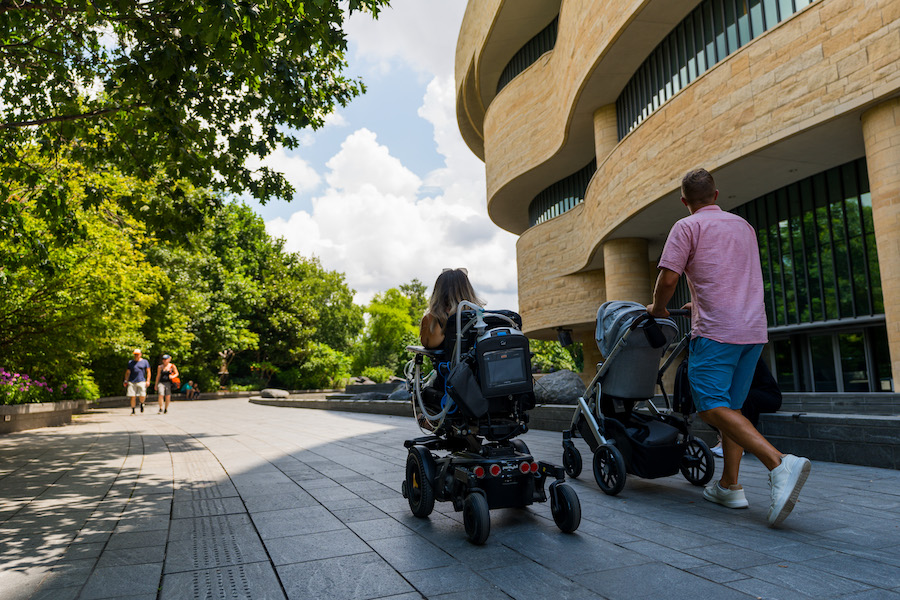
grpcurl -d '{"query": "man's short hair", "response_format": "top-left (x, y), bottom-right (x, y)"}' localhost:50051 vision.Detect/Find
top-left (681, 169), bottom-right (716, 205)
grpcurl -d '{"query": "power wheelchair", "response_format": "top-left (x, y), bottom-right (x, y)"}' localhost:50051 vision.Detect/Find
top-left (401, 301), bottom-right (581, 544)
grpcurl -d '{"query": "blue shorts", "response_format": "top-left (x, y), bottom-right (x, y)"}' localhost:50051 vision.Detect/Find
top-left (688, 337), bottom-right (764, 413)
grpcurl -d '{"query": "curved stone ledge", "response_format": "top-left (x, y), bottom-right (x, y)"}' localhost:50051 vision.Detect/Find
top-left (0, 400), bottom-right (88, 434)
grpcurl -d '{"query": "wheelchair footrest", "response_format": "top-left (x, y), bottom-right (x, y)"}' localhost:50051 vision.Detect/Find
top-left (403, 435), bottom-right (441, 449)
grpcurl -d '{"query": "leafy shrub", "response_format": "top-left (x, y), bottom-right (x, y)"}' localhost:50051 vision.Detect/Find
top-left (361, 366), bottom-right (394, 384)
top-left (530, 340), bottom-right (583, 373)
top-left (0, 367), bottom-right (99, 404)
top-left (279, 343), bottom-right (351, 390)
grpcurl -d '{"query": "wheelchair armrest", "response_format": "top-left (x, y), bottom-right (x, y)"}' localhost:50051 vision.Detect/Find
top-left (406, 345), bottom-right (445, 360)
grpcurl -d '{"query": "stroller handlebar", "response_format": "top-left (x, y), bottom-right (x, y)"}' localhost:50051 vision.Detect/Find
top-left (666, 309), bottom-right (691, 317)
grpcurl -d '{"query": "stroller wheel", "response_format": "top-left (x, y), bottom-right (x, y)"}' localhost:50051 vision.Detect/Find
top-left (463, 493), bottom-right (490, 545)
top-left (405, 449), bottom-right (435, 517)
top-left (680, 438), bottom-right (715, 486)
top-left (593, 444), bottom-right (626, 496)
top-left (550, 483), bottom-right (581, 533)
top-left (562, 445), bottom-right (582, 478)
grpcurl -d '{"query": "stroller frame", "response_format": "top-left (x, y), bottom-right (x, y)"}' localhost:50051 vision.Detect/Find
top-left (561, 309), bottom-right (715, 495)
top-left (402, 302), bottom-right (581, 544)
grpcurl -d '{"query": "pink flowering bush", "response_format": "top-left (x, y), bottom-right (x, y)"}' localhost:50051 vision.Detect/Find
top-left (0, 368), bottom-right (90, 405)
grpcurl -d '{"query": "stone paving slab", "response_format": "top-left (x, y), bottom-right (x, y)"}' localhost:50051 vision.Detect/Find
top-left (2, 398), bottom-right (900, 600)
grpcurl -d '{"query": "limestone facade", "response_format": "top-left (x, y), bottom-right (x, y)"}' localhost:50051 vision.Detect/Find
top-left (457, 0), bottom-right (900, 388)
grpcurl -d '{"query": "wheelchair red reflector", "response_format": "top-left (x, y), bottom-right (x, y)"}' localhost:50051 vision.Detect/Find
top-left (530, 462), bottom-right (539, 473)
top-left (519, 462), bottom-right (530, 474)
top-left (473, 466), bottom-right (485, 479)
top-left (489, 464), bottom-right (502, 477)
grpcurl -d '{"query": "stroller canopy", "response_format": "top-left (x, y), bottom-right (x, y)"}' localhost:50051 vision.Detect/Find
top-left (595, 301), bottom-right (677, 357)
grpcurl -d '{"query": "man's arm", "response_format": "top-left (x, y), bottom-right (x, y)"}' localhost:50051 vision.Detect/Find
top-left (646, 268), bottom-right (680, 317)
top-left (123, 368), bottom-right (130, 387)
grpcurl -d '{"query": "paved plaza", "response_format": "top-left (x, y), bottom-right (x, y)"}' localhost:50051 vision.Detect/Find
top-left (1, 397), bottom-right (899, 600)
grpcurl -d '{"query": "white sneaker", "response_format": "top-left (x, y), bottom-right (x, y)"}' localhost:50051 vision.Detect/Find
top-left (703, 480), bottom-right (749, 509)
top-left (767, 454), bottom-right (811, 527)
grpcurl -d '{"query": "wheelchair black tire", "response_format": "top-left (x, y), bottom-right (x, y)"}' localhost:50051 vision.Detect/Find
top-left (680, 438), bottom-right (715, 486)
top-left (562, 445), bottom-right (582, 478)
top-left (593, 444), bottom-right (626, 496)
top-left (550, 483), bottom-right (581, 533)
top-left (463, 493), bottom-right (490, 545)
top-left (405, 450), bottom-right (435, 518)
top-left (510, 439), bottom-right (529, 455)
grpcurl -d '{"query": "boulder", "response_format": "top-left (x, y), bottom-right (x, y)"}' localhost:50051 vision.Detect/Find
top-left (532, 370), bottom-right (585, 405)
top-left (260, 388), bottom-right (290, 399)
top-left (388, 386), bottom-right (411, 401)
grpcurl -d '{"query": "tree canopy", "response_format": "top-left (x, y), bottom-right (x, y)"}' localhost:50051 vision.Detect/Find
top-left (0, 0), bottom-right (389, 226)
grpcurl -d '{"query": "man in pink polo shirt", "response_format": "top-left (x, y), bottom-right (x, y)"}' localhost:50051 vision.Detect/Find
top-left (646, 168), bottom-right (811, 527)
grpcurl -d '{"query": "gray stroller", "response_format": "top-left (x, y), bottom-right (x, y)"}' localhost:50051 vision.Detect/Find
top-left (561, 301), bottom-right (714, 495)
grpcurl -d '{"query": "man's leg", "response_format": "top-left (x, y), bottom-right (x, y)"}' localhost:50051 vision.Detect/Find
top-left (129, 395), bottom-right (136, 414)
top-left (701, 407), bottom-right (782, 476)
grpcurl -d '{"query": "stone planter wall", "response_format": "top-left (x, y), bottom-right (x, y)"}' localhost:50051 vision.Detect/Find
top-left (0, 400), bottom-right (88, 434)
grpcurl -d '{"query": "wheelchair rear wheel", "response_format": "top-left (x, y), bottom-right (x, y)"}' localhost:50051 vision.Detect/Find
top-left (510, 439), bottom-right (529, 454)
top-left (680, 438), bottom-right (715, 486)
top-left (562, 445), bottom-right (582, 478)
top-left (593, 444), bottom-right (626, 496)
top-left (405, 449), bottom-right (435, 517)
top-left (550, 483), bottom-right (581, 533)
top-left (463, 493), bottom-right (490, 545)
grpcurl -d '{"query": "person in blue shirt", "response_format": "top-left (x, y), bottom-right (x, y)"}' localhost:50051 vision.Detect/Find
top-left (123, 349), bottom-right (151, 414)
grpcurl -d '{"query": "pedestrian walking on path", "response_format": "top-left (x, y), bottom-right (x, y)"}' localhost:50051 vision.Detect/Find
top-left (123, 348), bottom-right (151, 415)
top-left (646, 168), bottom-right (811, 527)
top-left (152, 354), bottom-right (179, 414)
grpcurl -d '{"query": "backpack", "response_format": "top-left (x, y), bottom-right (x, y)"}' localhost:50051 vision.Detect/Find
top-left (673, 358), bottom-right (694, 415)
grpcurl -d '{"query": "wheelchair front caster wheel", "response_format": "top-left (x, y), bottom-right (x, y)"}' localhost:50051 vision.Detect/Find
top-left (593, 444), bottom-right (626, 496)
top-left (562, 445), bottom-right (582, 478)
top-left (463, 493), bottom-right (490, 545)
top-left (405, 449), bottom-right (435, 517)
top-left (680, 438), bottom-right (715, 486)
top-left (550, 483), bottom-right (581, 533)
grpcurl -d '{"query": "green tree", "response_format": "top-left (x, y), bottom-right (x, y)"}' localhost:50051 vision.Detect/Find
top-left (0, 168), bottom-right (162, 389)
top-left (353, 288), bottom-right (418, 376)
top-left (400, 278), bottom-right (428, 323)
top-left (1, 0), bottom-right (390, 227)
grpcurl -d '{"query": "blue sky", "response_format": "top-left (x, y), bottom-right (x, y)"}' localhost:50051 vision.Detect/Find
top-left (241, 1), bottom-right (520, 311)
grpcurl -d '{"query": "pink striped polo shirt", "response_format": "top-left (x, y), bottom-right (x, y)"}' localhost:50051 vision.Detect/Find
top-left (658, 204), bottom-right (768, 344)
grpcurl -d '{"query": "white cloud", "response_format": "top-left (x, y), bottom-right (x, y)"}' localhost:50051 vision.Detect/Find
top-left (324, 128), bottom-right (420, 196)
top-left (268, 117), bottom-right (519, 311)
top-left (266, 4), bottom-right (520, 312)
top-left (345, 0), bottom-right (465, 80)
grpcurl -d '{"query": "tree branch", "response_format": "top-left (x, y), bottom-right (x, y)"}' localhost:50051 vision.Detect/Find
top-left (1, 104), bottom-right (142, 129)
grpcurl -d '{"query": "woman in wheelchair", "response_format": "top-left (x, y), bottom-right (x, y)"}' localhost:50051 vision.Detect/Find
top-left (419, 267), bottom-right (483, 349)
top-left (402, 268), bottom-right (581, 544)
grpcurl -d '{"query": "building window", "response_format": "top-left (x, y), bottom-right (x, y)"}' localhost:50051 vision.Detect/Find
top-left (496, 17), bottom-right (559, 94)
top-left (733, 158), bottom-right (882, 327)
top-left (616, 0), bottom-right (819, 139)
top-left (732, 158), bottom-right (892, 393)
top-left (528, 159), bottom-right (595, 227)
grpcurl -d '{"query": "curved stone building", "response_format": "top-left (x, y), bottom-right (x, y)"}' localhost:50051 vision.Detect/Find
top-left (456, 0), bottom-right (900, 394)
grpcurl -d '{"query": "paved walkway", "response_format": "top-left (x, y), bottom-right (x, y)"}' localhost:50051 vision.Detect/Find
top-left (1, 398), bottom-right (899, 600)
